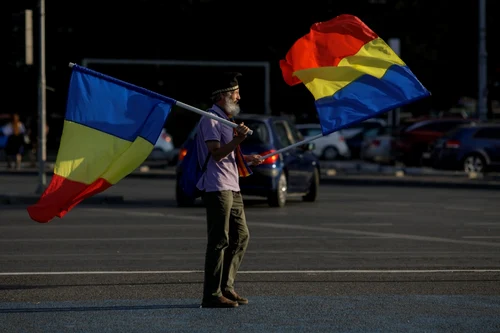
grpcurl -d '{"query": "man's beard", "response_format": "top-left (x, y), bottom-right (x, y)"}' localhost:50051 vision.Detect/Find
top-left (224, 95), bottom-right (240, 116)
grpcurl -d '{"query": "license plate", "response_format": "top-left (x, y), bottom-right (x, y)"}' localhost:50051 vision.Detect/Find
top-left (422, 152), bottom-right (431, 159)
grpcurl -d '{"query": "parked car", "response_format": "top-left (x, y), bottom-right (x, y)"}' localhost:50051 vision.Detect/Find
top-left (357, 127), bottom-right (394, 164)
top-left (346, 125), bottom-right (388, 159)
top-left (429, 123), bottom-right (500, 173)
top-left (175, 114), bottom-right (320, 208)
top-left (394, 118), bottom-right (477, 166)
top-left (340, 118), bottom-right (387, 139)
top-left (295, 123), bottom-right (350, 160)
top-left (148, 129), bottom-right (176, 164)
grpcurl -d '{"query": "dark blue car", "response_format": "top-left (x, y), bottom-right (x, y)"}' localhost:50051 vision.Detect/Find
top-left (175, 114), bottom-right (320, 207)
top-left (429, 123), bottom-right (500, 173)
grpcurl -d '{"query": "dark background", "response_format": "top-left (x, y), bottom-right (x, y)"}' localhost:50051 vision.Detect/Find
top-left (8, 0), bottom-right (500, 148)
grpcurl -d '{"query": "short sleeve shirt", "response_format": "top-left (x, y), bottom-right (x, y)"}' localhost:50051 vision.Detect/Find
top-left (195, 105), bottom-right (240, 192)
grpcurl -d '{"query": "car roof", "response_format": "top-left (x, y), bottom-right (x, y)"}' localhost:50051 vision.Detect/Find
top-left (295, 123), bottom-right (319, 126)
top-left (235, 113), bottom-right (292, 122)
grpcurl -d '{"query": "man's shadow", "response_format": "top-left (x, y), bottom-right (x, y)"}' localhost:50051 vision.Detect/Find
top-left (0, 303), bottom-right (201, 314)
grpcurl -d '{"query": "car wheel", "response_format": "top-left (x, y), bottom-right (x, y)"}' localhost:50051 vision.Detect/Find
top-left (463, 154), bottom-right (486, 173)
top-left (322, 146), bottom-right (338, 160)
top-left (268, 172), bottom-right (287, 207)
top-left (302, 168), bottom-right (319, 202)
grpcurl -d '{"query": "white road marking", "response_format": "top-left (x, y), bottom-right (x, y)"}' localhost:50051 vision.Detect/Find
top-left (465, 223), bottom-right (500, 226)
top-left (85, 208), bottom-right (166, 218)
top-left (462, 236), bottom-right (500, 239)
top-left (377, 202), bottom-right (411, 207)
top-left (353, 212), bottom-right (408, 216)
top-left (444, 206), bottom-right (482, 211)
top-left (165, 213), bottom-right (205, 220)
top-left (1, 269), bottom-right (499, 276)
top-left (251, 222), bottom-right (500, 248)
top-left (0, 224), bottom-right (203, 230)
top-left (484, 212), bottom-right (500, 216)
top-left (319, 223), bottom-right (393, 227)
top-left (124, 212), bottom-right (165, 217)
top-left (59, 209), bottom-right (500, 248)
top-left (1, 251), bottom-right (497, 259)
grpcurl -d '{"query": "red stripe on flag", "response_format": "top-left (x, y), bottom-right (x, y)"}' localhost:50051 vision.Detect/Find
top-left (27, 174), bottom-right (112, 223)
top-left (279, 14), bottom-right (378, 86)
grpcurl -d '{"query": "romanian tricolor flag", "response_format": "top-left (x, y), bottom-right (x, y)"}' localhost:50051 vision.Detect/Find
top-left (280, 14), bottom-right (430, 135)
top-left (27, 64), bottom-right (175, 223)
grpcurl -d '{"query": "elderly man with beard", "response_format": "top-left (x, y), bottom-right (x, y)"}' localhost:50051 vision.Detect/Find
top-left (196, 72), bottom-right (262, 308)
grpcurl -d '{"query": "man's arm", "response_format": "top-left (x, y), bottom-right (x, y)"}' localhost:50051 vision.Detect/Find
top-left (207, 138), bottom-right (244, 162)
top-left (244, 154), bottom-right (263, 166)
top-left (206, 123), bottom-right (250, 162)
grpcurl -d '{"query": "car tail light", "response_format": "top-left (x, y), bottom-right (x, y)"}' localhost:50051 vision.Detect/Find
top-left (445, 139), bottom-right (460, 148)
top-left (339, 135), bottom-right (345, 142)
top-left (178, 148), bottom-right (188, 161)
top-left (371, 139), bottom-right (381, 147)
top-left (260, 149), bottom-right (279, 165)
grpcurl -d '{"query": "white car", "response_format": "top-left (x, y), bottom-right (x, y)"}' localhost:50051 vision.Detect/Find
top-left (360, 127), bottom-right (395, 164)
top-left (149, 129), bottom-right (175, 163)
top-left (340, 118), bottom-right (387, 139)
top-left (296, 123), bottom-right (350, 160)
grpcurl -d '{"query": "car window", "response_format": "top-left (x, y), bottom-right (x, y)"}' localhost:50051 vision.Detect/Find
top-left (298, 127), bottom-right (322, 137)
top-left (237, 119), bottom-right (270, 145)
top-left (287, 121), bottom-right (303, 142)
top-left (273, 121), bottom-right (293, 148)
top-left (363, 127), bottom-right (381, 139)
top-left (442, 127), bottom-right (465, 139)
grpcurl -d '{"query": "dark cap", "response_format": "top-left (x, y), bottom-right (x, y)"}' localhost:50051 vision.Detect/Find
top-left (211, 72), bottom-right (242, 96)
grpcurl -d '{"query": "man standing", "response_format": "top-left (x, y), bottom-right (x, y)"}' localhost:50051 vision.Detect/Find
top-left (196, 72), bottom-right (262, 308)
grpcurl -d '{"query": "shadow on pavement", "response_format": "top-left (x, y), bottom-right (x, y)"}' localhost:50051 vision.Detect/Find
top-left (0, 303), bottom-right (201, 314)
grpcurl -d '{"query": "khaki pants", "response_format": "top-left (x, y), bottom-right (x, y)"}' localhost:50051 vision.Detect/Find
top-left (202, 190), bottom-right (249, 299)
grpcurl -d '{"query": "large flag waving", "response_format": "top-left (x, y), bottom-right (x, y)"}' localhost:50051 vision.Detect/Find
top-left (280, 14), bottom-right (430, 136)
top-left (27, 64), bottom-right (175, 223)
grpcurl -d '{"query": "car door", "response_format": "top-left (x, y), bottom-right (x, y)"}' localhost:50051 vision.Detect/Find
top-left (286, 120), bottom-right (317, 191)
top-left (474, 128), bottom-right (500, 165)
top-left (297, 125), bottom-right (324, 157)
top-left (272, 120), bottom-right (302, 193)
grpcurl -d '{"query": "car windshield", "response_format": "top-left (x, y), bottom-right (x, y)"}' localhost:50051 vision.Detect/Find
top-left (187, 118), bottom-right (269, 146)
top-left (236, 119), bottom-right (269, 145)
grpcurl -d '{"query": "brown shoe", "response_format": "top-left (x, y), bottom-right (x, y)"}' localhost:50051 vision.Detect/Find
top-left (222, 290), bottom-right (248, 305)
top-left (201, 296), bottom-right (239, 308)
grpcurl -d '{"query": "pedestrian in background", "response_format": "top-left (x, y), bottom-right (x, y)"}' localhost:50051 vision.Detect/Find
top-left (2, 113), bottom-right (26, 170)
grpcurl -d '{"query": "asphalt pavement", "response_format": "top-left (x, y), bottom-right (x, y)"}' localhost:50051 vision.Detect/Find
top-left (0, 175), bottom-right (499, 332)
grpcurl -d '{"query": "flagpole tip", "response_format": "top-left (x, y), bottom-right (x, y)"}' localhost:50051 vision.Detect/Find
top-left (68, 62), bottom-right (75, 68)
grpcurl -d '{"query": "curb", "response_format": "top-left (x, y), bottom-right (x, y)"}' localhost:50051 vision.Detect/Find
top-left (320, 175), bottom-right (500, 190)
top-left (0, 194), bottom-right (125, 205)
top-left (2, 169), bottom-right (500, 191)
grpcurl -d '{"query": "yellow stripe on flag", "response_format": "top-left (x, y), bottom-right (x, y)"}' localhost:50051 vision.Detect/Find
top-left (293, 37), bottom-right (406, 100)
top-left (54, 120), bottom-right (154, 185)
